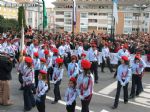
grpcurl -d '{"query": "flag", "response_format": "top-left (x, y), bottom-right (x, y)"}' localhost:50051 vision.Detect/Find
top-left (42, 0), bottom-right (47, 28)
top-left (73, 0), bottom-right (76, 26)
top-left (113, 0), bottom-right (118, 24)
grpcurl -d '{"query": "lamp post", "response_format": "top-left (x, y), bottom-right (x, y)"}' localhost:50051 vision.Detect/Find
top-left (133, 4), bottom-right (147, 37)
top-left (111, 0), bottom-right (115, 43)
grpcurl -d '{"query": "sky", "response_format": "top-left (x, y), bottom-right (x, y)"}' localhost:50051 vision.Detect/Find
top-left (41, 0), bottom-right (56, 8)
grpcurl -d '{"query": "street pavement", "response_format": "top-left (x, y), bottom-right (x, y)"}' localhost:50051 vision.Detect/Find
top-left (0, 66), bottom-right (150, 112)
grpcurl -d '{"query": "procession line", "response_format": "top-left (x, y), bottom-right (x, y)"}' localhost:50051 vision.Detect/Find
top-left (93, 92), bottom-right (150, 109)
top-left (46, 96), bottom-right (94, 112)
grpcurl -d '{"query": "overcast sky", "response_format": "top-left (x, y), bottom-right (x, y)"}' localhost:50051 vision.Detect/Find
top-left (41, 0), bottom-right (56, 8)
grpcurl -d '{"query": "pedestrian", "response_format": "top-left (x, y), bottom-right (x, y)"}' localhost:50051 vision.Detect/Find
top-left (77, 42), bottom-right (84, 59)
top-left (22, 57), bottom-right (35, 111)
top-left (87, 43), bottom-right (99, 83)
top-left (51, 58), bottom-right (64, 104)
top-left (0, 53), bottom-right (13, 106)
top-left (129, 55), bottom-right (146, 99)
top-left (101, 42), bottom-right (114, 73)
top-left (78, 53), bottom-right (87, 74)
top-left (40, 58), bottom-right (47, 72)
top-left (64, 77), bottom-right (78, 112)
top-left (45, 49), bottom-right (52, 91)
top-left (114, 44), bottom-right (130, 78)
top-left (33, 52), bottom-right (41, 88)
top-left (51, 48), bottom-right (60, 79)
top-left (64, 40), bottom-right (71, 69)
top-left (68, 55), bottom-right (79, 79)
top-left (112, 56), bottom-right (131, 109)
top-left (79, 59), bottom-right (94, 112)
top-left (35, 70), bottom-right (48, 112)
top-left (17, 50), bottom-right (27, 90)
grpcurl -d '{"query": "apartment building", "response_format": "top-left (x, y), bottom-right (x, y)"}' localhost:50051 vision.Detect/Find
top-left (53, 0), bottom-right (150, 34)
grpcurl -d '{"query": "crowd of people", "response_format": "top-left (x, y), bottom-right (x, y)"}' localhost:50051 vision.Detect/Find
top-left (0, 30), bottom-right (149, 112)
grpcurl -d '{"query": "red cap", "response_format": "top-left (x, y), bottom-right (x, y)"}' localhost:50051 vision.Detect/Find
top-left (135, 55), bottom-right (141, 60)
top-left (39, 70), bottom-right (47, 74)
top-left (34, 52), bottom-right (39, 57)
top-left (71, 55), bottom-right (77, 60)
top-left (40, 58), bottom-right (46, 63)
top-left (52, 48), bottom-right (58, 53)
top-left (23, 50), bottom-right (26, 55)
top-left (92, 43), bottom-right (97, 47)
top-left (81, 59), bottom-right (91, 69)
top-left (13, 38), bottom-right (19, 42)
top-left (56, 58), bottom-right (63, 64)
top-left (136, 52), bottom-right (141, 55)
top-left (44, 50), bottom-right (49, 55)
top-left (123, 44), bottom-right (128, 49)
top-left (81, 53), bottom-right (86, 57)
top-left (79, 42), bottom-right (83, 45)
top-left (105, 42), bottom-right (108, 46)
top-left (121, 56), bottom-right (129, 61)
top-left (70, 77), bottom-right (76, 85)
top-left (25, 57), bottom-right (33, 64)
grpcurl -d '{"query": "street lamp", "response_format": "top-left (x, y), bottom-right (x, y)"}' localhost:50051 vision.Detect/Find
top-left (133, 4), bottom-right (147, 37)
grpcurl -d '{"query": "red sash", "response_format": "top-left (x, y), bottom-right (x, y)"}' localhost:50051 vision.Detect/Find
top-left (121, 71), bottom-right (127, 79)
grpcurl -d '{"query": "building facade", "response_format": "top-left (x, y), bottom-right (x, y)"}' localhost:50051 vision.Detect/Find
top-left (53, 0), bottom-right (150, 34)
top-left (0, 0), bottom-right (18, 19)
top-left (0, 0), bottom-right (41, 29)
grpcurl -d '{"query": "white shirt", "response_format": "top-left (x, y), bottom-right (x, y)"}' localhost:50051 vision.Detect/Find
top-left (87, 48), bottom-right (99, 62)
top-left (102, 47), bottom-right (110, 60)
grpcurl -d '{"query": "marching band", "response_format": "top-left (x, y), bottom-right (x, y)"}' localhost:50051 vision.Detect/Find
top-left (0, 32), bottom-right (147, 112)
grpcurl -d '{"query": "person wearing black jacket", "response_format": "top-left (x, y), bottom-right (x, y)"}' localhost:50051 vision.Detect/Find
top-left (0, 54), bottom-right (13, 106)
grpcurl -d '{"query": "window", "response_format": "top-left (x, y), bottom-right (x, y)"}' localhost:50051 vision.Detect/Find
top-left (64, 19), bottom-right (72, 25)
top-left (80, 26), bottom-right (88, 32)
top-left (56, 11), bottom-right (64, 15)
top-left (64, 12), bottom-right (71, 17)
top-left (98, 27), bottom-right (107, 30)
top-left (133, 13), bottom-right (141, 17)
top-left (89, 12), bottom-right (97, 16)
top-left (28, 18), bottom-right (32, 23)
top-left (64, 26), bottom-right (72, 32)
top-left (81, 13), bottom-right (88, 18)
top-left (124, 27), bottom-right (132, 34)
top-left (80, 19), bottom-right (88, 25)
top-left (56, 19), bottom-right (64, 22)
top-left (144, 13), bottom-right (149, 18)
top-left (28, 11), bottom-right (32, 17)
top-left (99, 13), bottom-right (107, 16)
top-left (89, 19), bottom-right (97, 23)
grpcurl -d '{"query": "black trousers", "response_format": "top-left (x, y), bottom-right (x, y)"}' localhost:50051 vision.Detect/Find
top-left (101, 57), bottom-right (113, 72)
top-left (23, 85), bottom-right (35, 111)
top-left (90, 61), bottom-right (98, 81)
top-left (81, 96), bottom-right (92, 112)
top-left (114, 81), bottom-right (128, 108)
top-left (47, 67), bottom-right (53, 90)
top-left (34, 70), bottom-right (39, 88)
top-left (114, 61), bottom-right (121, 78)
top-left (139, 76), bottom-right (143, 93)
top-left (130, 74), bottom-right (142, 96)
top-left (64, 53), bottom-right (71, 70)
top-left (48, 67), bottom-right (53, 81)
top-left (66, 101), bottom-right (76, 112)
top-left (18, 73), bottom-right (23, 85)
top-left (36, 94), bottom-right (46, 112)
top-left (54, 80), bottom-right (61, 101)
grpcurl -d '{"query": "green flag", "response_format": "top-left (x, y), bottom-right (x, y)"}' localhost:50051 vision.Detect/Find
top-left (42, 0), bottom-right (47, 28)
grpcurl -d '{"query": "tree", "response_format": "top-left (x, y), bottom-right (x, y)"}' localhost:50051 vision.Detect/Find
top-left (0, 15), bottom-right (18, 33)
top-left (18, 6), bottom-right (26, 30)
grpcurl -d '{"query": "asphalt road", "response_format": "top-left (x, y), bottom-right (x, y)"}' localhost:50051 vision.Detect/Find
top-left (0, 66), bottom-right (150, 112)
